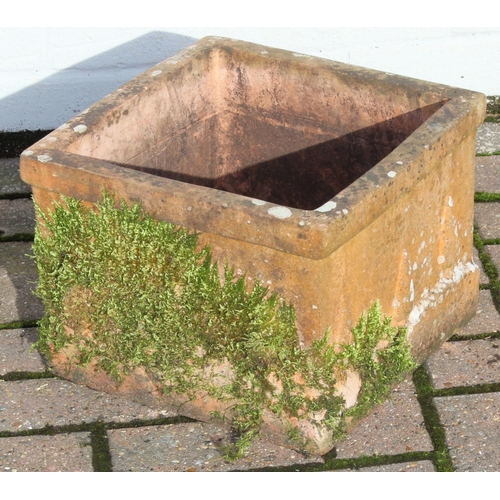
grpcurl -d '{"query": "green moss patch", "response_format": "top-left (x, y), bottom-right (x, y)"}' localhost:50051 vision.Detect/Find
top-left (32, 192), bottom-right (416, 459)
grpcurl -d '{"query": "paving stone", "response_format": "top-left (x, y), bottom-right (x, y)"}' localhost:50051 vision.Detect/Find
top-left (108, 422), bottom-right (322, 472)
top-left (434, 393), bottom-right (500, 471)
top-left (0, 242), bottom-right (43, 323)
top-left (0, 328), bottom-right (47, 375)
top-left (0, 432), bottom-right (92, 472)
top-left (334, 378), bottom-right (433, 459)
top-left (453, 289), bottom-right (500, 337)
top-left (476, 155), bottom-right (500, 193)
top-left (0, 199), bottom-right (36, 237)
top-left (426, 339), bottom-right (500, 389)
top-left (0, 378), bottom-right (174, 432)
top-left (335, 460), bottom-right (435, 472)
top-left (0, 158), bottom-right (31, 196)
top-left (474, 203), bottom-right (500, 240)
top-left (472, 246), bottom-right (489, 285)
top-left (477, 123), bottom-right (500, 154)
top-left (486, 244), bottom-right (500, 273)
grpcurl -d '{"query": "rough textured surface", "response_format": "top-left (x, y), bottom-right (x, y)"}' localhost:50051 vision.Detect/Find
top-left (0, 433), bottom-right (93, 472)
top-left (17, 37), bottom-right (485, 453)
top-left (453, 290), bottom-right (500, 336)
top-left (476, 155), bottom-right (500, 193)
top-left (336, 460), bottom-right (436, 472)
top-left (474, 203), bottom-right (500, 240)
top-left (426, 339), bottom-right (500, 389)
top-left (472, 247), bottom-right (489, 284)
top-left (0, 379), bottom-right (173, 432)
top-left (0, 158), bottom-right (31, 196)
top-left (108, 423), bottom-right (323, 472)
top-left (0, 199), bottom-right (36, 237)
top-left (477, 122), bottom-right (500, 153)
top-left (334, 378), bottom-right (433, 459)
top-left (0, 242), bottom-right (43, 323)
top-left (434, 393), bottom-right (500, 472)
top-left (0, 328), bottom-right (47, 375)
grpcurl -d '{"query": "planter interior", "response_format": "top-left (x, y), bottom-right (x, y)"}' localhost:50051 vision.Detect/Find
top-left (20, 37), bottom-right (486, 455)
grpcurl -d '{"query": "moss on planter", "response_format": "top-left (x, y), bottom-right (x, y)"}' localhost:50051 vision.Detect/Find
top-left (32, 192), bottom-right (416, 458)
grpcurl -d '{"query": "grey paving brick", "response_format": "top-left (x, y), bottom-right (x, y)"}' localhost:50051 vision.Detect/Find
top-left (0, 328), bottom-right (47, 375)
top-left (334, 378), bottom-right (433, 459)
top-left (0, 158), bottom-right (31, 196)
top-left (434, 393), bottom-right (500, 472)
top-left (0, 432), bottom-right (92, 472)
top-left (0, 378), bottom-right (174, 432)
top-left (426, 339), bottom-right (500, 389)
top-left (476, 155), bottom-right (500, 193)
top-left (335, 460), bottom-right (435, 472)
top-left (477, 123), bottom-right (500, 154)
top-left (486, 244), bottom-right (500, 273)
top-left (454, 289), bottom-right (500, 337)
top-left (0, 198), bottom-right (36, 237)
top-left (0, 242), bottom-right (43, 323)
top-left (108, 422), bottom-right (322, 472)
top-left (474, 203), bottom-right (500, 240)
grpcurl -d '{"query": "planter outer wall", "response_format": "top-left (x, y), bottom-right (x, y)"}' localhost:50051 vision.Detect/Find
top-left (20, 37), bottom-right (486, 453)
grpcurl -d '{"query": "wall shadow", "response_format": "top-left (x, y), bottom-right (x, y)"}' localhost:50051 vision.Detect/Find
top-left (0, 30), bottom-right (198, 131)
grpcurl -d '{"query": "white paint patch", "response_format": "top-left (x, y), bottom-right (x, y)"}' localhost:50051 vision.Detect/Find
top-left (413, 262), bottom-right (418, 271)
top-left (448, 196), bottom-right (454, 207)
top-left (268, 206), bottom-right (292, 219)
top-left (252, 199), bottom-right (266, 206)
top-left (151, 70), bottom-right (162, 77)
top-left (396, 161), bottom-right (403, 165)
top-left (298, 220), bottom-right (306, 227)
top-left (73, 124), bottom-right (87, 134)
top-left (312, 305), bottom-right (318, 309)
top-left (37, 154), bottom-right (53, 163)
top-left (387, 171), bottom-right (397, 178)
top-left (261, 50), bottom-right (268, 54)
top-left (315, 200), bottom-right (337, 212)
top-left (342, 209), bottom-right (349, 215)
top-left (410, 279), bottom-right (415, 302)
top-left (22, 150), bottom-right (33, 156)
top-left (437, 255), bottom-right (445, 265)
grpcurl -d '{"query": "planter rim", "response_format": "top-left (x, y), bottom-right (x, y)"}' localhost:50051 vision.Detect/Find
top-left (20, 36), bottom-right (486, 260)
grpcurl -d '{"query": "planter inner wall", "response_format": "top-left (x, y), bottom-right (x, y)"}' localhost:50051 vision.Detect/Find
top-left (68, 46), bottom-right (446, 210)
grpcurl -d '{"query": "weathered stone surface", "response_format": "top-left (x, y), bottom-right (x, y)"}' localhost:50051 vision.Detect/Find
top-left (0, 242), bottom-right (43, 323)
top-left (334, 378), bottom-right (433, 459)
top-left (0, 379), bottom-right (174, 432)
top-left (108, 422), bottom-right (322, 472)
top-left (426, 339), bottom-right (500, 389)
top-left (18, 36), bottom-right (485, 453)
top-left (0, 433), bottom-right (92, 472)
top-left (0, 158), bottom-right (31, 196)
top-left (476, 155), bottom-right (500, 193)
top-left (434, 393), bottom-right (500, 471)
top-left (453, 289), bottom-right (500, 337)
top-left (474, 204), bottom-right (500, 240)
top-left (0, 328), bottom-right (47, 375)
top-left (0, 199), bottom-right (36, 237)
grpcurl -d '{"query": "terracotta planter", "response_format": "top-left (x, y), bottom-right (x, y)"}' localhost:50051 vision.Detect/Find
top-left (20, 37), bottom-right (486, 453)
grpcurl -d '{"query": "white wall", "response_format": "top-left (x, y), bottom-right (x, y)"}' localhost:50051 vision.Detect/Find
top-left (1, 27), bottom-right (500, 131)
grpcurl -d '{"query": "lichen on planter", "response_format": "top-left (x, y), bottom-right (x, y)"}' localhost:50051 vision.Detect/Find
top-left (32, 192), bottom-right (416, 458)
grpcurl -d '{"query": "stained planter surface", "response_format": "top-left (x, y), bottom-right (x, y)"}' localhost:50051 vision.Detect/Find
top-left (20, 37), bottom-right (485, 452)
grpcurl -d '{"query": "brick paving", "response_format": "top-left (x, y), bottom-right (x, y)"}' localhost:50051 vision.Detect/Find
top-left (1, 119), bottom-right (500, 472)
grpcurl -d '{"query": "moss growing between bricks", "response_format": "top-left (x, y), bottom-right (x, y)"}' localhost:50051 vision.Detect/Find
top-left (32, 192), bottom-right (416, 459)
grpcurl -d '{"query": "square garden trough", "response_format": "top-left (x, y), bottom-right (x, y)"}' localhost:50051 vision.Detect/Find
top-left (20, 37), bottom-right (486, 455)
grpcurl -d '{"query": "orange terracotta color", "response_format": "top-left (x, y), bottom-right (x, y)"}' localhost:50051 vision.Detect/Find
top-left (20, 37), bottom-right (486, 453)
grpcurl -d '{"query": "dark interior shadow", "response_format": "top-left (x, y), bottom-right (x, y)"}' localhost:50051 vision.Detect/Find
top-left (0, 30), bottom-right (198, 131)
top-left (111, 102), bottom-right (445, 210)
